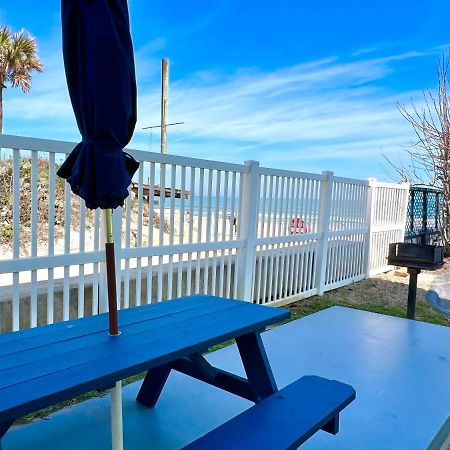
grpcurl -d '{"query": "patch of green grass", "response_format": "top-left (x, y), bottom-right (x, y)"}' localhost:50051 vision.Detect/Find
top-left (285, 295), bottom-right (449, 327)
top-left (16, 372), bottom-right (150, 425)
top-left (207, 339), bottom-right (235, 353)
top-left (15, 391), bottom-right (109, 425)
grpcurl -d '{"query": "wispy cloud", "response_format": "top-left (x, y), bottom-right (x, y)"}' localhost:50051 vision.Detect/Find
top-left (135, 37), bottom-right (167, 85)
top-left (2, 40), bottom-right (440, 179)
top-left (434, 43), bottom-right (450, 52)
top-left (351, 46), bottom-right (378, 57)
top-left (134, 50), bottom-right (430, 171)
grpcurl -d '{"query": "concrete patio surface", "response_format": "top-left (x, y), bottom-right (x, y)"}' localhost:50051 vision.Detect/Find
top-left (3, 306), bottom-right (450, 450)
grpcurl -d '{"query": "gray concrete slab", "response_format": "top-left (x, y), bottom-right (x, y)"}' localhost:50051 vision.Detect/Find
top-left (4, 306), bottom-right (450, 450)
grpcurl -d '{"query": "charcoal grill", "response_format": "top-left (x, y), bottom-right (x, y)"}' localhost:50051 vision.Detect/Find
top-left (388, 243), bottom-right (444, 319)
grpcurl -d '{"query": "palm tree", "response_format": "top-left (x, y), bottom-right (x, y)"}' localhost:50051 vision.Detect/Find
top-left (0, 26), bottom-right (43, 133)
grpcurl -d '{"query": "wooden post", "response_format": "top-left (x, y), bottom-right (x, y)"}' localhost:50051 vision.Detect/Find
top-left (99, 214), bottom-right (108, 314)
top-left (113, 207), bottom-right (123, 309)
top-left (161, 58), bottom-right (169, 154)
top-left (104, 209), bottom-right (119, 336)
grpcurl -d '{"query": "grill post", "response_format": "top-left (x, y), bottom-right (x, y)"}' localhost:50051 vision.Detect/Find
top-left (406, 268), bottom-right (420, 320)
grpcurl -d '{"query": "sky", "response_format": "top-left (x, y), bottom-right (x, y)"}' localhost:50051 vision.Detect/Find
top-left (1, 0), bottom-right (449, 180)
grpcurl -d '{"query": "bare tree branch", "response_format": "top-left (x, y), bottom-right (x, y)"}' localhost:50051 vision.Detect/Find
top-left (386, 51), bottom-right (450, 252)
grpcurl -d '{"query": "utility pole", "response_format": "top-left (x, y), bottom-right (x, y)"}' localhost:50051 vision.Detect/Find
top-left (161, 58), bottom-right (169, 154)
top-left (143, 59), bottom-right (184, 153)
top-left (142, 122), bottom-right (185, 152)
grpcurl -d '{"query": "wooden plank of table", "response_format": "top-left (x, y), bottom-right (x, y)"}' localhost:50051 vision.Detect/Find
top-left (1, 300), bottom-right (284, 389)
top-left (0, 295), bottom-right (289, 423)
top-left (0, 298), bottom-right (231, 372)
top-left (0, 295), bottom-right (217, 352)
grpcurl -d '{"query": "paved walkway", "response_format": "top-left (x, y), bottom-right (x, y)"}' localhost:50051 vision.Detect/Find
top-left (4, 307), bottom-right (450, 450)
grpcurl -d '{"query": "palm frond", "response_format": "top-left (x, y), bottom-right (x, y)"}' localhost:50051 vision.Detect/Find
top-left (0, 26), bottom-right (12, 87)
top-left (0, 26), bottom-right (43, 92)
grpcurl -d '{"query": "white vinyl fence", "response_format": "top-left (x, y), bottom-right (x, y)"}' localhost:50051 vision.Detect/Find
top-left (0, 135), bottom-right (409, 332)
top-left (367, 180), bottom-right (410, 276)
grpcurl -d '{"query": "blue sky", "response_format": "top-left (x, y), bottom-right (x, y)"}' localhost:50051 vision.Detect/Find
top-left (1, 0), bottom-right (449, 180)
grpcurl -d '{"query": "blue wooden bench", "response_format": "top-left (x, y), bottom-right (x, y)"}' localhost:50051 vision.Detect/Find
top-left (183, 375), bottom-right (356, 449)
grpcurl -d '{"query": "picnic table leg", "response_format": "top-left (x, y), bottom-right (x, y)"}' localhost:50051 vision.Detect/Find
top-left (137, 333), bottom-right (278, 407)
top-left (136, 363), bottom-right (172, 408)
top-left (322, 415), bottom-right (340, 434)
top-left (236, 332), bottom-right (278, 402)
top-left (0, 420), bottom-right (14, 450)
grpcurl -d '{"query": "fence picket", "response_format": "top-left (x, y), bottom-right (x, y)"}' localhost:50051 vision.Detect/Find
top-left (0, 134), bottom-right (410, 332)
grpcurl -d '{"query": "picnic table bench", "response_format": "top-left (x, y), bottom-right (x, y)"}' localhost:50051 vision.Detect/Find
top-left (0, 295), bottom-right (356, 449)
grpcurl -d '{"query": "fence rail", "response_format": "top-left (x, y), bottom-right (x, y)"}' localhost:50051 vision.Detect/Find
top-left (0, 134), bottom-right (409, 332)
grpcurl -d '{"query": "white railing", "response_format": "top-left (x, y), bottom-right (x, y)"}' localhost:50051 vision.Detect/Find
top-left (0, 134), bottom-right (409, 332)
top-left (250, 170), bottom-right (376, 306)
top-left (367, 179), bottom-right (410, 276)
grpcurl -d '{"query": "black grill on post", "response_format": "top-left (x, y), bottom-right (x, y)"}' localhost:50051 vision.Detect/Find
top-left (405, 186), bottom-right (443, 244)
top-left (387, 243), bottom-right (444, 319)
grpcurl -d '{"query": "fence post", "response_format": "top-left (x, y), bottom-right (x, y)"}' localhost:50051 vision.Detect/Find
top-left (236, 160), bottom-right (260, 301)
top-left (316, 171), bottom-right (333, 296)
top-left (364, 178), bottom-right (376, 279)
top-left (401, 182), bottom-right (410, 242)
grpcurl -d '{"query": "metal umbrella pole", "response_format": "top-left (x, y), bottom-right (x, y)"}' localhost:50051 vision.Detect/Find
top-left (104, 208), bottom-right (123, 450)
top-left (58, 1), bottom-right (139, 447)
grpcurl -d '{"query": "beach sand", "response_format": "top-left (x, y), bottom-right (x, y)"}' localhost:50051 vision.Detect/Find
top-left (0, 208), bottom-right (237, 287)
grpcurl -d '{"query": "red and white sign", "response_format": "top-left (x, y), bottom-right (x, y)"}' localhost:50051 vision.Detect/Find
top-left (290, 217), bottom-right (306, 235)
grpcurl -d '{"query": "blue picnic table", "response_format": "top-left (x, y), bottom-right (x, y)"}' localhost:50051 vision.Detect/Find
top-left (0, 295), bottom-right (355, 449)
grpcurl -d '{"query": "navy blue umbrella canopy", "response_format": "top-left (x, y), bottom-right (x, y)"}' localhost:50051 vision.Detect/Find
top-left (57, 0), bottom-right (139, 210)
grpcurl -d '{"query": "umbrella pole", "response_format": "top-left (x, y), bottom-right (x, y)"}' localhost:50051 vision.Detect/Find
top-left (104, 209), bottom-right (124, 450)
top-left (111, 379), bottom-right (124, 450)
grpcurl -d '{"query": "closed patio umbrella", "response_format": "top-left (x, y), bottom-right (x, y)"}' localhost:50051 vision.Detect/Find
top-left (57, 1), bottom-right (139, 448)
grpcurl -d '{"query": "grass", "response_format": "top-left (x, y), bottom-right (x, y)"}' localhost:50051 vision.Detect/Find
top-left (14, 287), bottom-right (449, 426)
top-left (284, 295), bottom-right (449, 327)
